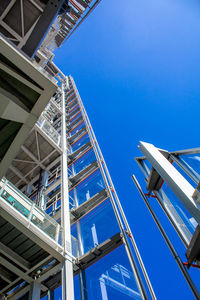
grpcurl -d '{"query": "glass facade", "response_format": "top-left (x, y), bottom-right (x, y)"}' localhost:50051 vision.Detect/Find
top-left (0, 75), bottom-right (152, 299)
top-left (41, 78), bottom-right (151, 299)
top-left (0, 1), bottom-right (154, 299)
top-left (84, 245), bottom-right (142, 300)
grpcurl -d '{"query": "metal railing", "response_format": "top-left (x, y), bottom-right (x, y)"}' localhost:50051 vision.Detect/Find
top-left (37, 116), bottom-right (62, 148)
top-left (0, 178), bottom-right (63, 246)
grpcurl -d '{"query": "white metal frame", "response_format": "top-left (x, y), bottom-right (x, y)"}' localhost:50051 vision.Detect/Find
top-left (139, 142), bottom-right (200, 225)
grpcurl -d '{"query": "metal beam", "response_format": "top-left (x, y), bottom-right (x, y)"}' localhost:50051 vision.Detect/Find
top-left (18, 152), bottom-right (60, 190)
top-left (139, 141), bottom-right (200, 225)
top-left (21, 0), bottom-right (64, 57)
top-left (9, 165), bottom-right (29, 185)
top-left (0, 241), bottom-right (30, 270)
top-left (35, 131), bottom-right (41, 161)
top-left (61, 81), bottom-right (74, 300)
top-left (21, 145), bottom-right (46, 170)
top-left (0, 256), bottom-right (52, 295)
top-left (0, 257), bottom-right (33, 283)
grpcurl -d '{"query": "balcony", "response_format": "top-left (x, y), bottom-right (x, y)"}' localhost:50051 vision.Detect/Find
top-left (36, 116), bottom-right (62, 152)
top-left (0, 178), bottom-right (68, 297)
top-left (0, 178), bottom-right (63, 249)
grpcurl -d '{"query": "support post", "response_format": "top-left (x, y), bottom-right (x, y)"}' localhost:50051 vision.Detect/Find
top-left (61, 80), bottom-right (74, 300)
top-left (72, 164), bottom-right (88, 300)
top-left (79, 269), bottom-right (88, 300)
top-left (28, 281), bottom-right (41, 300)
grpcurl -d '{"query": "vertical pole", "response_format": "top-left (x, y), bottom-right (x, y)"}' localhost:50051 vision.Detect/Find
top-left (61, 80), bottom-right (75, 300)
top-left (72, 163), bottom-right (88, 300)
top-left (28, 281), bottom-right (41, 300)
top-left (79, 269), bottom-right (88, 300)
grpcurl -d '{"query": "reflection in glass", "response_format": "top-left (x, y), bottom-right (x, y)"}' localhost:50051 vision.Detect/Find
top-left (72, 170), bottom-right (105, 206)
top-left (73, 199), bottom-right (119, 254)
top-left (179, 154), bottom-right (200, 183)
top-left (85, 245), bottom-right (142, 299)
top-left (71, 134), bottom-right (90, 152)
top-left (161, 182), bottom-right (196, 234)
top-left (72, 149), bottom-right (96, 175)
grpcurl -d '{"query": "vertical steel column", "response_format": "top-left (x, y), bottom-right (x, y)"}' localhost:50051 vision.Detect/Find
top-left (132, 174), bottom-right (200, 300)
top-left (70, 77), bottom-right (151, 300)
top-left (71, 162), bottom-right (88, 300)
top-left (28, 281), bottom-right (41, 300)
top-left (79, 269), bottom-right (88, 300)
top-left (61, 81), bottom-right (74, 300)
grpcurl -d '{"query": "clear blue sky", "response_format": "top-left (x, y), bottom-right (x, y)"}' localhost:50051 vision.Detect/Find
top-left (54, 0), bottom-right (200, 298)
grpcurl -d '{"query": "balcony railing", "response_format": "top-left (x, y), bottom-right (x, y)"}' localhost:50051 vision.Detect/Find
top-left (0, 178), bottom-right (63, 245)
top-left (37, 116), bottom-right (62, 149)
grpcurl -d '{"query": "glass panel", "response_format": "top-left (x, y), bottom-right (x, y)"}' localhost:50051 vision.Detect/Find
top-left (72, 149), bottom-right (96, 175)
top-left (37, 116), bottom-right (61, 148)
top-left (69, 103), bottom-right (79, 115)
top-left (72, 169), bottom-right (105, 206)
top-left (74, 199), bottom-right (119, 254)
top-left (54, 286), bottom-right (62, 300)
top-left (0, 178), bottom-right (63, 245)
top-left (85, 244), bottom-right (142, 300)
top-left (69, 111), bottom-right (82, 124)
top-left (69, 121), bottom-right (85, 136)
top-left (71, 134), bottom-right (90, 152)
top-left (68, 100), bottom-right (77, 110)
top-left (46, 190), bottom-right (75, 217)
top-left (1, 190), bottom-right (30, 218)
top-left (74, 274), bottom-right (81, 300)
top-left (179, 154), bottom-right (200, 182)
top-left (31, 207), bottom-right (58, 240)
top-left (138, 159), bottom-right (151, 179)
top-left (161, 182), bottom-right (197, 234)
top-left (172, 161), bottom-right (197, 188)
top-left (71, 235), bottom-right (79, 257)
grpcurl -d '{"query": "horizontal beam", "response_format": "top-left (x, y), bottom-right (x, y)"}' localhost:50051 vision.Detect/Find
top-left (0, 241), bottom-right (31, 271)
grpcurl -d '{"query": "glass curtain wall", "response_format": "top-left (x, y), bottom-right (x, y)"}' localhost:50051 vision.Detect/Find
top-left (43, 78), bottom-right (153, 299)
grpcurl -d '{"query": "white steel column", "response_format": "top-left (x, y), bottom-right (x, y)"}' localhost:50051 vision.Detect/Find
top-left (61, 80), bottom-right (74, 300)
top-left (139, 141), bottom-right (200, 224)
top-left (71, 155), bottom-right (87, 300)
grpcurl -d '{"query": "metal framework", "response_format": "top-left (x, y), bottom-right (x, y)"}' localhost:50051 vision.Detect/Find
top-left (0, 1), bottom-right (156, 298)
top-left (134, 141), bottom-right (200, 299)
top-left (0, 74), bottom-right (156, 299)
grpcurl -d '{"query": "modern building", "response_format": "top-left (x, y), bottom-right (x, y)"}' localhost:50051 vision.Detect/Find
top-left (0, 1), bottom-right (155, 299)
top-left (133, 142), bottom-right (200, 299)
